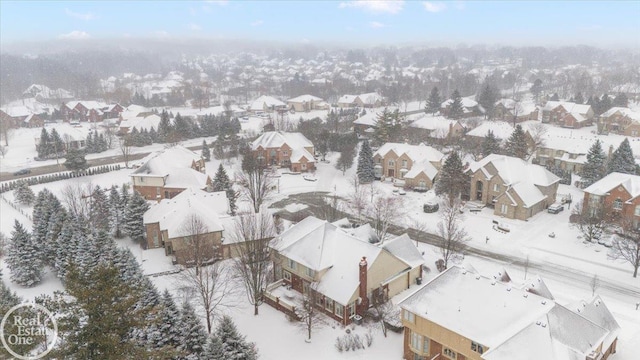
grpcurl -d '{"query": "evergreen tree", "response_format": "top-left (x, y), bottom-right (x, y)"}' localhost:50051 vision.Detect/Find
top-left (504, 124), bottom-right (529, 159)
top-left (32, 189), bottom-right (63, 260)
top-left (426, 86), bottom-right (441, 115)
top-left (64, 148), bottom-right (89, 172)
top-left (477, 82), bottom-right (498, 119)
top-left (550, 93), bottom-right (560, 101)
top-left (158, 110), bottom-right (172, 143)
top-left (179, 301), bottom-right (208, 357)
top-left (599, 94), bottom-right (612, 115)
top-left (581, 140), bottom-right (607, 188)
top-left (481, 130), bottom-right (501, 158)
top-left (14, 181), bottom-right (35, 205)
top-left (435, 151), bottom-right (468, 205)
top-left (89, 185), bottom-right (111, 231)
top-left (607, 138), bottom-right (636, 175)
top-left (37, 128), bottom-right (51, 158)
top-left (174, 113), bottom-right (190, 140)
top-left (613, 93), bottom-right (629, 107)
top-left (44, 208), bottom-right (67, 266)
top-left (124, 191), bottom-right (149, 243)
top-left (151, 290), bottom-right (182, 350)
top-left (356, 140), bottom-right (375, 184)
top-left (530, 79), bottom-right (543, 102)
top-left (109, 186), bottom-right (124, 238)
top-left (86, 131), bottom-right (95, 153)
top-left (374, 107), bottom-right (391, 145)
top-left (215, 316), bottom-right (258, 360)
top-left (50, 128), bottom-right (65, 158)
top-left (202, 140), bottom-right (211, 161)
top-left (7, 220), bottom-right (43, 287)
top-left (447, 90), bottom-right (464, 120)
top-left (213, 164), bottom-right (232, 192)
top-left (574, 92), bottom-right (585, 104)
top-left (54, 217), bottom-right (76, 278)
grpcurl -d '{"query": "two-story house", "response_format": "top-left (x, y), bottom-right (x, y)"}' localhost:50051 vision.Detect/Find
top-left (399, 266), bottom-right (620, 360)
top-left (407, 115), bottom-right (465, 144)
top-left (248, 95), bottom-right (287, 114)
top-left (286, 95), bottom-right (329, 112)
top-left (268, 216), bottom-right (423, 325)
top-left (440, 97), bottom-right (484, 118)
top-left (338, 93), bottom-right (384, 108)
top-left (465, 121), bottom-right (535, 150)
top-left (582, 172), bottom-right (640, 224)
top-left (493, 99), bottom-right (539, 122)
top-left (599, 107), bottom-right (640, 136)
top-left (541, 101), bottom-right (594, 128)
top-left (468, 154), bottom-right (560, 220)
top-left (251, 131), bottom-right (315, 172)
top-left (373, 143), bottom-right (445, 190)
top-left (130, 145), bottom-right (211, 201)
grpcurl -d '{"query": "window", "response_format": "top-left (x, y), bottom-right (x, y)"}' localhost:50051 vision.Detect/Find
top-left (403, 309), bottom-right (415, 323)
top-left (613, 198), bottom-right (623, 211)
top-left (270, 150), bottom-right (276, 156)
top-left (348, 303), bottom-right (356, 318)
top-left (635, 205), bottom-right (640, 216)
top-left (501, 204), bottom-right (508, 214)
top-left (443, 348), bottom-right (457, 359)
top-left (471, 341), bottom-right (485, 354)
top-left (283, 270), bottom-right (291, 281)
top-left (303, 281), bottom-right (309, 295)
top-left (389, 159), bottom-right (395, 166)
top-left (411, 332), bottom-right (422, 351)
top-left (335, 303), bottom-right (344, 318)
top-left (493, 183), bottom-right (499, 191)
top-left (315, 295), bottom-right (323, 307)
top-left (282, 150), bottom-right (288, 156)
top-left (325, 298), bottom-right (334, 312)
top-left (376, 157), bottom-right (381, 163)
top-left (402, 159), bottom-right (408, 168)
top-left (306, 267), bottom-right (315, 278)
top-left (422, 337), bottom-right (430, 354)
top-left (288, 259), bottom-right (297, 270)
top-left (139, 176), bottom-right (144, 183)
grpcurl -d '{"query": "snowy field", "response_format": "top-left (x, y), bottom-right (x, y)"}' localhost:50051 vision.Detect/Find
top-left (1, 132), bottom-right (639, 358)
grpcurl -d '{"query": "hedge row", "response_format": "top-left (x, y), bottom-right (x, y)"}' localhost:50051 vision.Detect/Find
top-left (1, 165), bottom-right (122, 194)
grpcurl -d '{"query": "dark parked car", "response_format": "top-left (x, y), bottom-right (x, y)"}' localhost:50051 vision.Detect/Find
top-left (13, 168), bottom-right (31, 176)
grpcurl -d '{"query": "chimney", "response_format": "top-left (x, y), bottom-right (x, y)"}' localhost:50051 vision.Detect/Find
top-left (358, 256), bottom-right (369, 313)
top-left (608, 145), bottom-right (614, 159)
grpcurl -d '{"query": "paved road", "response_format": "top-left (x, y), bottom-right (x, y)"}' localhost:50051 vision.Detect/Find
top-left (272, 192), bottom-right (640, 303)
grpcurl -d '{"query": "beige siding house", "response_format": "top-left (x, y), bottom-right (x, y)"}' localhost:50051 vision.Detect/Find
top-left (373, 143), bottom-right (444, 190)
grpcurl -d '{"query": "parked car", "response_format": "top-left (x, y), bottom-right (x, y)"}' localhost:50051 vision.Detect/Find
top-left (13, 168), bottom-right (31, 176)
top-left (423, 201), bottom-right (439, 213)
top-left (548, 203), bottom-right (564, 214)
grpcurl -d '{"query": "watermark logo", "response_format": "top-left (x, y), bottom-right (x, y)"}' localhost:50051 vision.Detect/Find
top-left (1, 303), bottom-right (58, 359)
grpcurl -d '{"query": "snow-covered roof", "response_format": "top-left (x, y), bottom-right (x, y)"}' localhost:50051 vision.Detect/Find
top-left (403, 160), bottom-right (439, 181)
top-left (131, 146), bottom-right (207, 189)
top-left (567, 295), bottom-right (621, 351)
top-left (251, 131), bottom-right (313, 151)
top-left (381, 234), bottom-right (424, 269)
top-left (466, 121), bottom-right (516, 140)
top-left (287, 94), bottom-right (323, 103)
top-left (338, 94), bottom-right (359, 104)
top-left (23, 84), bottom-right (74, 100)
top-left (0, 106), bottom-right (32, 118)
top-left (409, 115), bottom-right (461, 136)
top-left (249, 95), bottom-right (286, 111)
top-left (374, 143), bottom-right (444, 165)
top-left (359, 92), bottom-right (382, 105)
top-left (583, 172), bottom-right (640, 198)
top-left (400, 266), bottom-right (613, 359)
top-left (543, 101), bottom-right (592, 115)
top-left (442, 97), bottom-right (478, 110)
top-left (143, 188), bottom-right (229, 238)
top-left (119, 113), bottom-right (161, 132)
top-left (600, 107), bottom-right (640, 121)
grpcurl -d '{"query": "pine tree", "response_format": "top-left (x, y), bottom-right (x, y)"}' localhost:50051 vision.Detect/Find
top-left (530, 79), bottom-right (543, 102)
top-left (481, 130), bottom-right (501, 157)
top-left (44, 208), bottom-right (67, 266)
top-left (64, 148), bottom-right (89, 172)
top-left (174, 113), bottom-right (190, 140)
top-left (14, 181), bottom-right (35, 205)
top-left (504, 124), bottom-right (529, 160)
top-left (158, 110), bottom-right (172, 143)
top-left (374, 108), bottom-right (391, 145)
top-left (357, 140), bottom-right (375, 184)
top-left (89, 185), bottom-right (111, 231)
top-left (203, 336), bottom-right (225, 360)
top-left (581, 140), bottom-right (607, 188)
top-left (212, 164), bottom-right (237, 215)
top-left (7, 220), bottom-right (43, 287)
top-left (86, 131), bottom-right (95, 153)
top-left (607, 138), bottom-right (636, 175)
top-left (435, 151), bottom-right (468, 205)
top-left (477, 82), bottom-right (498, 119)
top-left (50, 128), bottom-right (65, 158)
top-left (215, 316), bottom-right (258, 360)
top-left (550, 93), bottom-right (560, 101)
top-left (447, 90), bottom-right (464, 120)
top-left (124, 191), bottom-right (149, 243)
top-left (574, 92), bottom-right (585, 104)
top-left (613, 93), bottom-right (629, 107)
top-left (37, 128), bottom-right (51, 158)
top-left (32, 189), bottom-right (63, 260)
top-left (202, 140), bottom-right (211, 161)
top-left (151, 290), bottom-right (182, 350)
top-left (426, 86), bottom-right (441, 115)
top-left (109, 186), bottom-right (124, 238)
top-left (599, 94), bottom-right (612, 115)
top-left (179, 301), bottom-right (208, 357)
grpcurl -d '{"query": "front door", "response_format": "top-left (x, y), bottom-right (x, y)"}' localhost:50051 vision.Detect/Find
top-left (476, 181), bottom-right (483, 201)
top-left (388, 169), bottom-right (395, 177)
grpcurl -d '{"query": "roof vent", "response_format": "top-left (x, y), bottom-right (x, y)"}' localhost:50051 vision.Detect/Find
top-left (462, 270), bottom-right (467, 275)
top-left (491, 281), bottom-right (496, 286)
top-left (506, 287), bottom-right (512, 292)
top-left (541, 300), bottom-right (547, 305)
top-left (523, 293), bottom-right (528, 298)
top-left (541, 323), bottom-right (547, 328)
top-left (476, 275), bottom-right (481, 280)
top-left (536, 321), bottom-right (541, 325)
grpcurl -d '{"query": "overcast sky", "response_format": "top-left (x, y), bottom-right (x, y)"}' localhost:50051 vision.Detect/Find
top-left (1, 1), bottom-right (638, 48)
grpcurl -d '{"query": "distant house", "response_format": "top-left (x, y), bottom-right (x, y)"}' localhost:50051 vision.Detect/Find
top-left (338, 93), bottom-right (384, 109)
top-left (23, 84), bottom-right (74, 104)
top-left (400, 265), bottom-right (620, 360)
top-left (440, 97), bottom-right (484, 118)
top-left (267, 217), bottom-right (423, 325)
top-left (465, 121), bottom-right (534, 149)
top-left (541, 101), bottom-right (594, 128)
top-left (130, 145), bottom-right (211, 201)
top-left (468, 154), bottom-right (560, 220)
top-left (143, 189), bottom-right (229, 262)
top-left (251, 131), bottom-right (315, 172)
top-left (582, 172), bottom-right (640, 222)
top-left (286, 95), bottom-right (328, 112)
top-left (599, 107), bottom-right (640, 136)
top-left (493, 99), bottom-right (539, 122)
top-left (118, 113), bottom-right (162, 135)
top-left (408, 115), bottom-right (465, 143)
top-left (0, 108), bottom-right (44, 128)
top-left (373, 143), bottom-right (444, 190)
top-left (248, 95), bottom-right (287, 113)
top-left (62, 101), bottom-right (123, 122)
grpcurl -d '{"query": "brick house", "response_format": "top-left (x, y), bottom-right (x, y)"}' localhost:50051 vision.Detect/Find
top-left (599, 107), bottom-right (640, 136)
top-left (582, 172), bottom-right (640, 224)
top-left (373, 143), bottom-right (444, 189)
top-left (251, 131), bottom-right (315, 172)
top-left (399, 266), bottom-right (620, 360)
top-left (130, 145), bottom-right (211, 201)
top-left (0, 108), bottom-right (44, 128)
top-left (408, 115), bottom-right (465, 144)
top-left (440, 97), bottom-right (484, 118)
top-left (541, 101), bottom-right (594, 128)
top-left (61, 101), bottom-right (123, 122)
top-left (493, 99), bottom-right (539, 122)
top-left (468, 154), bottom-right (560, 220)
top-left (268, 217), bottom-right (423, 325)
top-left (465, 121), bottom-right (535, 150)
top-left (338, 93), bottom-right (384, 109)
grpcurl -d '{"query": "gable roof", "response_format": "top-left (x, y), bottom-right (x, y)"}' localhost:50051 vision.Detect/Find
top-left (287, 94), bottom-right (323, 103)
top-left (583, 172), bottom-right (640, 198)
top-left (338, 94), bottom-right (359, 104)
top-left (543, 101), bottom-right (592, 115)
top-left (251, 131), bottom-right (313, 150)
top-left (132, 145), bottom-right (202, 177)
top-left (143, 188), bottom-right (229, 238)
top-left (374, 143), bottom-right (444, 164)
top-left (409, 115), bottom-right (461, 137)
top-left (600, 107), bottom-right (640, 121)
top-left (249, 95), bottom-right (286, 111)
top-left (466, 121), bottom-right (516, 140)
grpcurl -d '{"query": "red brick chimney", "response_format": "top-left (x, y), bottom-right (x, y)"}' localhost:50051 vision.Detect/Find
top-left (358, 256), bottom-right (369, 313)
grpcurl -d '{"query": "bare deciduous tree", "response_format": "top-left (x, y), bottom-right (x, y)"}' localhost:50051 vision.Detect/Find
top-left (571, 201), bottom-right (608, 243)
top-left (370, 195), bottom-right (404, 242)
top-left (231, 211), bottom-right (277, 315)
top-left (609, 216), bottom-right (640, 278)
top-left (237, 154), bottom-right (275, 213)
top-left (179, 262), bottom-right (238, 334)
top-left (347, 175), bottom-right (368, 224)
top-left (294, 282), bottom-right (324, 342)
top-left (0, 145), bottom-right (7, 158)
top-left (119, 135), bottom-right (133, 168)
top-left (436, 200), bottom-right (469, 269)
top-left (0, 118), bottom-right (13, 146)
top-left (61, 182), bottom-right (94, 219)
top-left (527, 122), bottom-right (548, 158)
top-left (180, 214), bottom-right (217, 276)
top-left (371, 298), bottom-right (398, 338)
